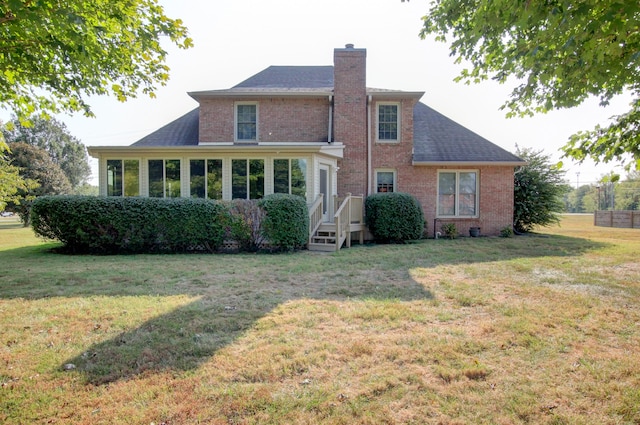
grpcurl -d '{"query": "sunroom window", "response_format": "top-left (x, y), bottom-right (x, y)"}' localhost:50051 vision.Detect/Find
top-left (274, 159), bottom-right (307, 198)
top-left (437, 171), bottom-right (478, 217)
top-left (232, 159), bottom-right (264, 199)
top-left (190, 159), bottom-right (222, 199)
top-left (148, 159), bottom-right (181, 198)
top-left (106, 159), bottom-right (139, 197)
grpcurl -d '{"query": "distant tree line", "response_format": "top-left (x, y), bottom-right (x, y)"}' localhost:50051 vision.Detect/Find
top-left (564, 171), bottom-right (640, 213)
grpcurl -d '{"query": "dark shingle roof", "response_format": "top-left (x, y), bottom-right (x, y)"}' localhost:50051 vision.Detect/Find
top-left (131, 108), bottom-right (199, 147)
top-left (412, 102), bottom-right (523, 164)
top-left (233, 66), bottom-right (334, 89)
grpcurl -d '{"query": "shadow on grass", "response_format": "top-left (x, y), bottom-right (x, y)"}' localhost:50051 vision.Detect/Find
top-left (66, 276), bottom-right (433, 385)
top-left (0, 232), bottom-right (608, 385)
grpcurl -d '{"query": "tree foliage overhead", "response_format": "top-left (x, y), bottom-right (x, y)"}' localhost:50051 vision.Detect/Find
top-left (0, 0), bottom-right (193, 119)
top-left (3, 115), bottom-right (91, 188)
top-left (513, 147), bottom-right (569, 233)
top-left (417, 0), bottom-right (640, 169)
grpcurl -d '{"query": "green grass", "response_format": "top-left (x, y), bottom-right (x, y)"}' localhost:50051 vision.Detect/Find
top-left (1, 214), bottom-right (639, 424)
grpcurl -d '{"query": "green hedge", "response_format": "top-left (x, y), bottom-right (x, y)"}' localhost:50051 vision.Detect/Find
top-left (31, 196), bottom-right (229, 254)
top-left (365, 192), bottom-right (425, 243)
top-left (259, 194), bottom-right (309, 251)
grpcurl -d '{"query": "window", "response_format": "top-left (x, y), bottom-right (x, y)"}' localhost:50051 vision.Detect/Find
top-left (148, 159), bottom-right (181, 198)
top-left (274, 159), bottom-right (307, 198)
top-left (232, 159), bottom-right (264, 199)
top-left (190, 159), bottom-right (222, 199)
top-left (236, 103), bottom-right (257, 141)
top-left (375, 170), bottom-right (396, 193)
top-left (437, 171), bottom-right (478, 217)
top-left (106, 159), bottom-right (139, 196)
top-left (377, 103), bottom-right (399, 142)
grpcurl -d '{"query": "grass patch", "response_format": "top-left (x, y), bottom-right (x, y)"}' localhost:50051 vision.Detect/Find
top-left (0, 214), bottom-right (639, 423)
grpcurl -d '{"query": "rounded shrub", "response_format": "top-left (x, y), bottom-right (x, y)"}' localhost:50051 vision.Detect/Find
top-left (365, 192), bottom-right (425, 243)
top-left (259, 194), bottom-right (309, 251)
top-left (31, 196), bottom-right (229, 254)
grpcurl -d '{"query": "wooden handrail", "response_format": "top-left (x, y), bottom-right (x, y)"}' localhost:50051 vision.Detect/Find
top-left (333, 193), bottom-right (352, 250)
top-left (308, 194), bottom-right (324, 243)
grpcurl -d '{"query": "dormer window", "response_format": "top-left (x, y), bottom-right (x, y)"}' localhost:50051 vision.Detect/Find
top-left (377, 103), bottom-right (399, 142)
top-left (235, 102), bottom-right (258, 141)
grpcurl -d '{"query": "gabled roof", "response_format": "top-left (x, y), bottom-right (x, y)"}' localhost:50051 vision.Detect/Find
top-left (131, 108), bottom-right (199, 147)
top-left (412, 103), bottom-right (524, 165)
top-left (126, 65), bottom-right (521, 166)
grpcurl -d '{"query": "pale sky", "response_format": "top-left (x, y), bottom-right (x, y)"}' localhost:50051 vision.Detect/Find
top-left (4, 0), bottom-right (633, 186)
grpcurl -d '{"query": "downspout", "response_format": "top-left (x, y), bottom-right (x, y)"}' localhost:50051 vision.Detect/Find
top-left (328, 95), bottom-right (333, 144)
top-left (367, 95), bottom-right (372, 195)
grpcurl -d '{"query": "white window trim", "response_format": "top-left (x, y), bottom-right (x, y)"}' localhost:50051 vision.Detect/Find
top-left (374, 168), bottom-right (397, 193)
top-left (436, 170), bottom-right (479, 218)
top-left (234, 101), bottom-right (259, 142)
top-left (376, 102), bottom-right (400, 143)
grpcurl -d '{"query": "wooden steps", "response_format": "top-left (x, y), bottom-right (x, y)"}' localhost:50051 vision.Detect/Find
top-left (308, 223), bottom-right (340, 252)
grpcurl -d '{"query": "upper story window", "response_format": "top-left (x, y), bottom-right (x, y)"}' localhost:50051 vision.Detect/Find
top-left (375, 169), bottom-right (396, 193)
top-left (437, 170), bottom-right (478, 217)
top-left (377, 103), bottom-right (399, 142)
top-left (236, 102), bottom-right (257, 141)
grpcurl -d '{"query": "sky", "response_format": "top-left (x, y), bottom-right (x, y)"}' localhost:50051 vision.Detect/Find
top-left (4, 0), bottom-right (633, 186)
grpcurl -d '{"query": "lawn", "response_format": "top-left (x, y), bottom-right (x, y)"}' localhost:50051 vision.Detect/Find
top-left (1, 215), bottom-right (638, 424)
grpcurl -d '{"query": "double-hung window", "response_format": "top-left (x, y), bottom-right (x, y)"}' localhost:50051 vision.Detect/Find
top-left (437, 171), bottom-right (478, 217)
top-left (106, 159), bottom-right (139, 196)
top-left (377, 103), bottom-right (399, 142)
top-left (375, 170), bottom-right (396, 193)
top-left (236, 103), bottom-right (257, 141)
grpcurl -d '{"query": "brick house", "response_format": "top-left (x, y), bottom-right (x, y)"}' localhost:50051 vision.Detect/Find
top-left (88, 45), bottom-right (524, 250)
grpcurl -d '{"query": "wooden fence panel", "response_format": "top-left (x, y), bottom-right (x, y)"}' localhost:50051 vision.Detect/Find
top-left (594, 211), bottom-right (640, 228)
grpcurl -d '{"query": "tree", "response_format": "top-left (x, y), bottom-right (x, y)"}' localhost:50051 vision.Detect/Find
top-left (0, 1), bottom-right (193, 120)
top-left (0, 139), bottom-right (32, 211)
top-left (6, 142), bottom-right (71, 225)
top-left (417, 0), bottom-right (640, 170)
top-left (514, 147), bottom-right (568, 233)
top-left (3, 115), bottom-right (91, 188)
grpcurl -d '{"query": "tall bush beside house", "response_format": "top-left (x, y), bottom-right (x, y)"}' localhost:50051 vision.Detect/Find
top-left (31, 196), bottom-right (229, 254)
top-left (226, 199), bottom-right (266, 252)
top-left (259, 194), bottom-right (308, 251)
top-left (514, 147), bottom-right (568, 233)
top-left (365, 193), bottom-right (425, 243)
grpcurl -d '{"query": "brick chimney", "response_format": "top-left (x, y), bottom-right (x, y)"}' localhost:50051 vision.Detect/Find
top-left (333, 44), bottom-right (367, 197)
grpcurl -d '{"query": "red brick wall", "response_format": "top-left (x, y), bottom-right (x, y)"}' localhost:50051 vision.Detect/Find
top-left (392, 165), bottom-right (515, 237)
top-left (333, 46), bottom-right (367, 197)
top-left (199, 97), bottom-right (329, 143)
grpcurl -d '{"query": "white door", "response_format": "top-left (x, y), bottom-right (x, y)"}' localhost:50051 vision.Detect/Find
top-left (319, 164), bottom-right (331, 222)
